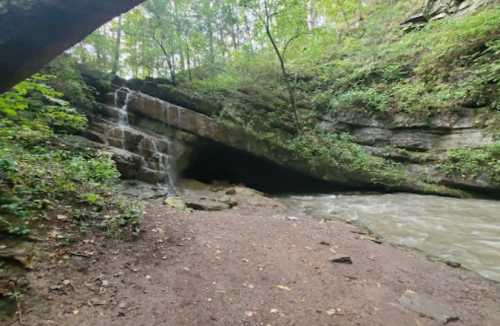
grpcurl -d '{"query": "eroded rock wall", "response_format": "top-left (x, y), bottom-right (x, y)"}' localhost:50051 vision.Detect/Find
top-left (402, 0), bottom-right (498, 30)
top-left (318, 106), bottom-right (499, 192)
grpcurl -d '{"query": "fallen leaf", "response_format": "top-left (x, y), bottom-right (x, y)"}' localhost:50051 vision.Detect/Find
top-left (276, 285), bottom-right (291, 291)
top-left (245, 311), bottom-right (255, 317)
top-left (57, 215), bottom-right (68, 221)
top-left (326, 308), bottom-right (337, 316)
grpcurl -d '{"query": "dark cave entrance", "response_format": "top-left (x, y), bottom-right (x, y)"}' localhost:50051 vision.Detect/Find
top-left (182, 140), bottom-right (345, 194)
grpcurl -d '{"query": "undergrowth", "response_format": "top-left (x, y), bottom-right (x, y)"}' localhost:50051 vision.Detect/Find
top-left (441, 142), bottom-right (500, 185)
top-left (0, 72), bottom-right (142, 239)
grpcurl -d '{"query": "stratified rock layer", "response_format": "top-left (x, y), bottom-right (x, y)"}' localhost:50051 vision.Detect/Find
top-left (402, 0), bottom-right (498, 30)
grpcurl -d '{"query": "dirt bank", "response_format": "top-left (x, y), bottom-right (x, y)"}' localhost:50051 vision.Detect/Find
top-left (16, 185), bottom-right (500, 326)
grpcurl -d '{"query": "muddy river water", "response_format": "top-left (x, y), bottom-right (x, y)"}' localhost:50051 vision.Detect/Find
top-left (281, 193), bottom-right (500, 282)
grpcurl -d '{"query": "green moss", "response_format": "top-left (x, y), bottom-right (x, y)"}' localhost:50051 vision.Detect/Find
top-left (287, 131), bottom-right (406, 188)
top-left (440, 142), bottom-right (500, 184)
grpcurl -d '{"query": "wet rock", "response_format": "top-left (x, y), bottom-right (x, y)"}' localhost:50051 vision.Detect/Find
top-left (185, 198), bottom-right (230, 211)
top-left (445, 260), bottom-right (461, 268)
top-left (225, 188), bottom-right (237, 195)
top-left (179, 179), bottom-right (212, 192)
top-left (119, 180), bottom-right (169, 199)
top-left (219, 195), bottom-right (238, 208)
top-left (164, 196), bottom-right (187, 210)
top-left (330, 255), bottom-right (353, 264)
top-left (399, 289), bottom-right (459, 324)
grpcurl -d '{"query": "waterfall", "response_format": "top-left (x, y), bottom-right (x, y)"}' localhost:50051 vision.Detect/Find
top-left (111, 87), bottom-right (135, 150)
top-left (136, 136), bottom-right (176, 195)
top-left (114, 87), bottom-right (134, 128)
top-left (107, 88), bottom-right (177, 194)
top-left (161, 101), bottom-right (177, 194)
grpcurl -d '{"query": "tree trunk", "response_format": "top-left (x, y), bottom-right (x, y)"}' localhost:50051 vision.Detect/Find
top-left (207, 18), bottom-right (215, 64)
top-left (264, 22), bottom-right (301, 133)
top-left (111, 15), bottom-right (123, 76)
top-left (154, 36), bottom-right (177, 85)
top-left (186, 44), bottom-right (193, 83)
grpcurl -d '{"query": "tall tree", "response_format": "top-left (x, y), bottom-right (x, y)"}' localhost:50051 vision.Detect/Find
top-left (241, 0), bottom-right (308, 132)
top-left (111, 15), bottom-right (123, 76)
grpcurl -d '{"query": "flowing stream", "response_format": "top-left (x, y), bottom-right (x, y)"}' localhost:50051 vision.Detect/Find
top-left (281, 193), bottom-right (500, 282)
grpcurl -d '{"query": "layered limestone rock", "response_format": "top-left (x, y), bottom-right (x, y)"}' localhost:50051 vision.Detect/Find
top-left (0, 0), bottom-right (144, 93)
top-left (401, 0), bottom-right (498, 30)
top-left (319, 107), bottom-right (499, 192)
top-left (76, 73), bottom-right (497, 195)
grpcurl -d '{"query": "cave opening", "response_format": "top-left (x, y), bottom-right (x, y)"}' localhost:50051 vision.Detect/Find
top-left (181, 140), bottom-right (347, 194)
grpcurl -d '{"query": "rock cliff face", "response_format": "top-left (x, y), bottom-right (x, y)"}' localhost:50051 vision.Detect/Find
top-left (0, 0), bottom-right (144, 93)
top-left (402, 0), bottom-right (498, 29)
top-left (82, 86), bottom-right (377, 192)
top-left (77, 74), bottom-right (498, 196)
top-left (319, 107), bottom-right (499, 193)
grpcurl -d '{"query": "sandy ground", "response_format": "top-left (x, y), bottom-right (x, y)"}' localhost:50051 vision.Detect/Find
top-left (17, 186), bottom-right (500, 326)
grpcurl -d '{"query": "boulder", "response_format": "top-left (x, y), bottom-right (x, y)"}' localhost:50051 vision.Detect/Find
top-left (185, 198), bottom-right (231, 211)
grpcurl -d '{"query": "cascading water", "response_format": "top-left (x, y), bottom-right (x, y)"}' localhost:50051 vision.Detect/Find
top-left (115, 87), bottom-right (134, 129)
top-left (149, 137), bottom-right (177, 194)
top-left (110, 87), bottom-right (135, 149)
top-left (106, 87), bottom-right (178, 194)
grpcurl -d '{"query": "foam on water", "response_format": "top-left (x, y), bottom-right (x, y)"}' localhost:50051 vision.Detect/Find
top-left (282, 193), bottom-right (500, 282)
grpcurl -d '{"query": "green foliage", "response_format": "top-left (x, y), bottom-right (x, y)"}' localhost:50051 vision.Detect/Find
top-left (45, 55), bottom-right (98, 111)
top-left (0, 75), bottom-right (62, 117)
top-left (308, 6), bottom-right (500, 115)
top-left (0, 75), bottom-right (139, 239)
top-left (441, 143), bottom-right (500, 184)
top-left (288, 130), bottom-right (405, 186)
top-left (330, 87), bottom-right (389, 112)
top-left (415, 8), bottom-right (500, 76)
top-left (62, 0), bottom-right (500, 195)
top-left (105, 200), bottom-right (144, 237)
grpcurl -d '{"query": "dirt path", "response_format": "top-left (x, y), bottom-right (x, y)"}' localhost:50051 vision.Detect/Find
top-left (21, 186), bottom-right (500, 326)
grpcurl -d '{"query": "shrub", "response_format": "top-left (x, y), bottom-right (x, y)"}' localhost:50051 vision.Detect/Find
top-left (0, 75), bottom-right (138, 238)
top-left (330, 87), bottom-right (389, 112)
top-left (441, 142), bottom-right (500, 184)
